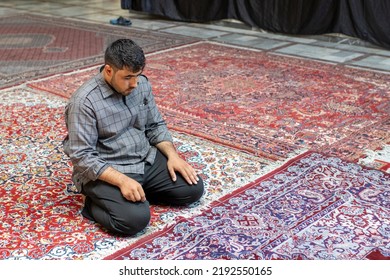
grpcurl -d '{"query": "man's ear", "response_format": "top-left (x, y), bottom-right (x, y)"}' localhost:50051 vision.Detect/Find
top-left (104, 64), bottom-right (113, 76)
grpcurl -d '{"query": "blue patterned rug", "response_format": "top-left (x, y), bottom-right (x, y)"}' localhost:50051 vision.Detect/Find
top-left (106, 151), bottom-right (390, 260)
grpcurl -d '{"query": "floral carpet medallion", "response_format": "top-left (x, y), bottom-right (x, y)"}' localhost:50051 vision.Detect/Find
top-left (28, 42), bottom-right (390, 167)
top-left (0, 86), bottom-right (280, 259)
top-left (0, 14), bottom-right (197, 88)
top-left (106, 152), bottom-right (390, 260)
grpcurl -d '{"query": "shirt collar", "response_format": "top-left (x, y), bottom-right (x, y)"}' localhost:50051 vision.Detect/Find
top-left (96, 71), bottom-right (117, 99)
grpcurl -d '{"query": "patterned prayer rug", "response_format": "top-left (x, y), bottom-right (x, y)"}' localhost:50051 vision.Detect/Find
top-left (28, 42), bottom-right (390, 169)
top-left (359, 145), bottom-right (390, 173)
top-left (0, 86), bottom-right (281, 259)
top-left (0, 14), bottom-right (198, 89)
top-left (105, 151), bottom-right (390, 260)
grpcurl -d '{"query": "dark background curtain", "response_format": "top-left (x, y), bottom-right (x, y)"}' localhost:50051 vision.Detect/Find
top-left (121, 0), bottom-right (390, 49)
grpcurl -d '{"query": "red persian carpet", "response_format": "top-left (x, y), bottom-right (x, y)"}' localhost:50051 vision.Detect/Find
top-left (29, 42), bottom-right (390, 170)
top-left (105, 151), bottom-right (390, 260)
top-left (0, 86), bottom-right (276, 259)
top-left (1, 42), bottom-right (389, 260)
top-left (0, 14), bottom-right (197, 89)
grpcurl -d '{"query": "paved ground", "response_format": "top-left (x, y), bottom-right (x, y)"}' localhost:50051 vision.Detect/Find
top-left (1, 0), bottom-right (389, 73)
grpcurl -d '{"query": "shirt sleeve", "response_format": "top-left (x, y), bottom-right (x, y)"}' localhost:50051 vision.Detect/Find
top-left (64, 98), bottom-right (109, 185)
top-left (142, 80), bottom-right (173, 145)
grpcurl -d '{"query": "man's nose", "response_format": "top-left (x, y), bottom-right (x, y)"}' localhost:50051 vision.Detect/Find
top-left (129, 77), bottom-right (138, 88)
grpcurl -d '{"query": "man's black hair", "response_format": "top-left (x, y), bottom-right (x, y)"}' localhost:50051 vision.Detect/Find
top-left (104, 39), bottom-right (145, 72)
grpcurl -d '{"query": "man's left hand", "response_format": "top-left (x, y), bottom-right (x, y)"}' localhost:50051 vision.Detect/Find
top-left (167, 154), bottom-right (199, 185)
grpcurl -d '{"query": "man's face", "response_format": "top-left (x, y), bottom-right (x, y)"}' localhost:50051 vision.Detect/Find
top-left (104, 64), bottom-right (142, 96)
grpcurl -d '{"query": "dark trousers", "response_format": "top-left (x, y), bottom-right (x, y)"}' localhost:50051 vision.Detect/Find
top-left (81, 150), bottom-right (204, 235)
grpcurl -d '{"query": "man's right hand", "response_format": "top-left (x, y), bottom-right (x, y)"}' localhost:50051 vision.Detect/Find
top-left (98, 166), bottom-right (146, 202)
top-left (118, 177), bottom-right (146, 202)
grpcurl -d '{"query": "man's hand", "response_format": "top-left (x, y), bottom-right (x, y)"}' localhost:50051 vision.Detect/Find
top-left (98, 166), bottom-right (146, 202)
top-left (167, 154), bottom-right (199, 185)
top-left (156, 141), bottom-right (199, 185)
top-left (118, 177), bottom-right (146, 202)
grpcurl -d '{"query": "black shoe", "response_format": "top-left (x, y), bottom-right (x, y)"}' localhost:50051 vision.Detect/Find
top-left (109, 16), bottom-right (132, 26)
